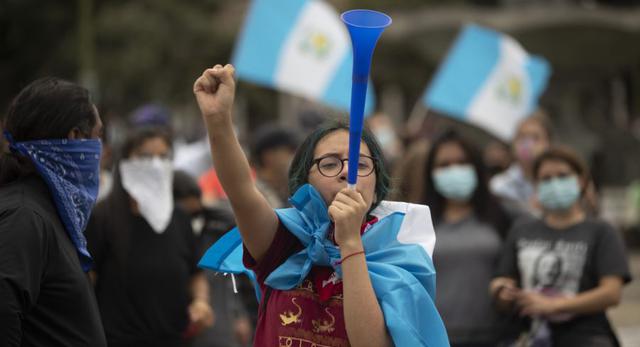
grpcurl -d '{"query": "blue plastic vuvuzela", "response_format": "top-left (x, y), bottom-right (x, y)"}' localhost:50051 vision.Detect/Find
top-left (341, 9), bottom-right (391, 188)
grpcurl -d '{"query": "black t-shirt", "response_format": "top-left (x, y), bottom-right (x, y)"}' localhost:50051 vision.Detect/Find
top-left (86, 202), bottom-right (198, 347)
top-left (496, 217), bottom-right (632, 346)
top-left (0, 175), bottom-right (107, 347)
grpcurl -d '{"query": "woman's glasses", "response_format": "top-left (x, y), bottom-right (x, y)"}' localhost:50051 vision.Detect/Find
top-left (312, 154), bottom-right (376, 178)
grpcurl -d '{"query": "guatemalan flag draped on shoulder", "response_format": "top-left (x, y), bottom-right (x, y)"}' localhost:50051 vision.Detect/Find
top-left (232, 0), bottom-right (374, 114)
top-left (423, 24), bottom-right (551, 140)
top-left (200, 184), bottom-right (450, 346)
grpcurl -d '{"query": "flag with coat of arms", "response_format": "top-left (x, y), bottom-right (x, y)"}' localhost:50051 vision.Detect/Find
top-left (199, 184), bottom-right (450, 347)
top-left (232, 0), bottom-right (375, 114)
top-left (423, 24), bottom-right (551, 140)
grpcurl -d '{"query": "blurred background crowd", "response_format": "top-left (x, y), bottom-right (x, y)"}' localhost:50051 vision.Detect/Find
top-left (2, 0), bottom-right (640, 346)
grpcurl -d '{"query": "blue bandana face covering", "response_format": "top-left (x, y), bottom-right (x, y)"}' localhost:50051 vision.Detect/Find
top-left (4, 130), bottom-right (102, 272)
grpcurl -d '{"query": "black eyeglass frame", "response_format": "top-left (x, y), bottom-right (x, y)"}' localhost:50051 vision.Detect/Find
top-left (311, 154), bottom-right (376, 178)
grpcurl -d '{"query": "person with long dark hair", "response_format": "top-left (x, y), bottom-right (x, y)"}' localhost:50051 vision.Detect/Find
top-left (85, 128), bottom-right (213, 347)
top-left (193, 64), bottom-right (449, 347)
top-left (491, 146), bottom-right (631, 346)
top-left (0, 77), bottom-right (107, 346)
top-left (421, 129), bottom-right (513, 346)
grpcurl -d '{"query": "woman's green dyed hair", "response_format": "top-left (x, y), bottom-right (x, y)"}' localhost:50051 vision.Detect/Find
top-left (288, 118), bottom-right (390, 210)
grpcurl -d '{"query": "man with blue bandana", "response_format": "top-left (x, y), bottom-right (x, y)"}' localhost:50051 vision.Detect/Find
top-left (0, 78), bottom-right (106, 346)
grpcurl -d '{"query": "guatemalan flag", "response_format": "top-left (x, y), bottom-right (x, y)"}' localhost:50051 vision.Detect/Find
top-left (232, 0), bottom-right (375, 114)
top-left (199, 184), bottom-right (450, 346)
top-left (423, 24), bottom-right (551, 140)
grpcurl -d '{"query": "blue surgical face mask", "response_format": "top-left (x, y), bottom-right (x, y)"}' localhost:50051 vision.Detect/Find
top-left (537, 176), bottom-right (580, 212)
top-left (433, 164), bottom-right (478, 202)
top-left (4, 130), bottom-right (102, 272)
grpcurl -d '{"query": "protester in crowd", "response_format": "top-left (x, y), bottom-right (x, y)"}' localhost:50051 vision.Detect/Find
top-left (250, 124), bottom-right (299, 208)
top-left (173, 169), bottom-right (235, 239)
top-left (491, 146), bottom-right (632, 347)
top-left (491, 111), bottom-right (552, 213)
top-left (86, 128), bottom-right (213, 347)
top-left (173, 170), bottom-right (253, 347)
top-left (129, 103), bottom-right (215, 186)
top-left (0, 77), bottom-right (107, 346)
top-left (193, 64), bottom-right (449, 347)
top-left (421, 129), bottom-right (512, 346)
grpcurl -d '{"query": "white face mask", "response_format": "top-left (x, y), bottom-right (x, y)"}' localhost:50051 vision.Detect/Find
top-left (433, 164), bottom-right (478, 202)
top-left (120, 157), bottom-right (174, 233)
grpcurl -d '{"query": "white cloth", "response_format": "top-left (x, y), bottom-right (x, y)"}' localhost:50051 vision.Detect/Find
top-left (120, 157), bottom-right (174, 233)
top-left (490, 164), bottom-right (534, 205)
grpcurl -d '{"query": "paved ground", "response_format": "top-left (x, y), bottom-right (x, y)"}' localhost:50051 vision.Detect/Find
top-left (609, 251), bottom-right (640, 347)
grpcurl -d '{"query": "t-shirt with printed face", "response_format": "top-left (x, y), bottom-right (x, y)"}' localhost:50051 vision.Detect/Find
top-left (496, 217), bottom-right (631, 346)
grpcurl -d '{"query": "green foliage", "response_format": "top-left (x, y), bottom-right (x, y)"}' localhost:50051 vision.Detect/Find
top-left (0, 0), bottom-right (77, 112)
top-left (94, 0), bottom-right (231, 115)
top-left (1, 0), bottom-right (235, 116)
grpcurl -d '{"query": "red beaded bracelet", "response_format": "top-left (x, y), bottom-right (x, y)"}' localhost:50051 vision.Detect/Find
top-left (336, 250), bottom-right (365, 265)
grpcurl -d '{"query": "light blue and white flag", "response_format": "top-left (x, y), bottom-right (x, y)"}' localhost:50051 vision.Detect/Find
top-left (423, 24), bottom-right (551, 140)
top-left (199, 184), bottom-right (450, 346)
top-left (232, 0), bottom-right (374, 114)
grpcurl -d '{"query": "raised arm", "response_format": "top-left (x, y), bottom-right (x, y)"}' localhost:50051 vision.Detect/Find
top-left (193, 64), bottom-right (278, 262)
